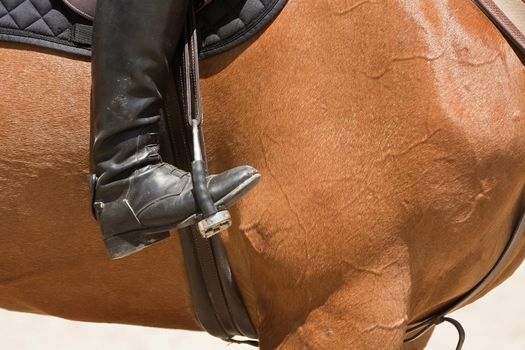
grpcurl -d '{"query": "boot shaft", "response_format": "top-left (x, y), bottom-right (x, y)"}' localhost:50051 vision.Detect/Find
top-left (91, 0), bottom-right (189, 187)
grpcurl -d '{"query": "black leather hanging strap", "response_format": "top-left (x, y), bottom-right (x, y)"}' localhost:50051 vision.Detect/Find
top-left (404, 204), bottom-right (525, 343)
top-left (160, 3), bottom-right (259, 345)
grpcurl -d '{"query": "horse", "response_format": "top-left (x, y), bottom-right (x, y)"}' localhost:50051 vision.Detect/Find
top-left (0, 0), bottom-right (524, 349)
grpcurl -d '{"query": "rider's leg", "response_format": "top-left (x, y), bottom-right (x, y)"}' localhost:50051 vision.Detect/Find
top-left (90, 0), bottom-right (260, 259)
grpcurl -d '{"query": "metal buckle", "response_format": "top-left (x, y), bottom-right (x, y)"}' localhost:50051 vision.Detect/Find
top-left (197, 210), bottom-right (232, 238)
top-left (87, 174), bottom-right (99, 219)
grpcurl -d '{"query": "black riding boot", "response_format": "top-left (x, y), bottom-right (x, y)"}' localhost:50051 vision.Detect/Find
top-left (91, 0), bottom-right (260, 259)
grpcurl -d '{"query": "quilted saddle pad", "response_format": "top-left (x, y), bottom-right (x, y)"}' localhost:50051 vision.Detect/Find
top-left (0, 0), bottom-right (287, 59)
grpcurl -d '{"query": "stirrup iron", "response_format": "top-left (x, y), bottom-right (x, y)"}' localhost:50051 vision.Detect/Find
top-left (191, 120), bottom-right (232, 238)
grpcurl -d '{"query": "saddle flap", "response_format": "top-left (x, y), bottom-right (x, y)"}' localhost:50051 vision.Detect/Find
top-left (62, 0), bottom-right (212, 22)
top-left (62, 0), bottom-right (95, 20)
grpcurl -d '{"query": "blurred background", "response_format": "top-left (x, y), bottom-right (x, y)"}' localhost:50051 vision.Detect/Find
top-left (1, 266), bottom-right (524, 349)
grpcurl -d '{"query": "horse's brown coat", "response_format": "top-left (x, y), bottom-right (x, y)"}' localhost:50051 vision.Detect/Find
top-left (0, 1), bottom-right (525, 349)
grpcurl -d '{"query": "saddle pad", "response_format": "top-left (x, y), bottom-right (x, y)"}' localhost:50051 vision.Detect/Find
top-left (0, 0), bottom-right (287, 59)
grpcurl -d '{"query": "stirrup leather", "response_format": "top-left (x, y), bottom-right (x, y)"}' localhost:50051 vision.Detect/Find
top-left (183, 11), bottom-right (233, 239)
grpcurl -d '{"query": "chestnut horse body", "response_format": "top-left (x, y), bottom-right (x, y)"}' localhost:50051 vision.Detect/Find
top-left (0, 1), bottom-right (525, 349)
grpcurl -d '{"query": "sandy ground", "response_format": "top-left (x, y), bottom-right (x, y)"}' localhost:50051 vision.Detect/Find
top-left (1, 266), bottom-right (524, 349)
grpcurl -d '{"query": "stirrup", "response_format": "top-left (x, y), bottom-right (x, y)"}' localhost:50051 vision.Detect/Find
top-left (197, 210), bottom-right (232, 238)
top-left (191, 120), bottom-right (232, 239)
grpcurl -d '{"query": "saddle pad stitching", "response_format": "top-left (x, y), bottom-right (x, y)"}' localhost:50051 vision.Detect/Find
top-left (0, 25), bottom-right (73, 46)
top-left (202, 0), bottom-right (278, 52)
top-left (0, 1), bottom-right (39, 28)
top-left (0, 0), bottom-right (69, 37)
top-left (202, 0), bottom-right (261, 38)
top-left (40, 11), bottom-right (68, 37)
top-left (0, 31), bottom-right (91, 57)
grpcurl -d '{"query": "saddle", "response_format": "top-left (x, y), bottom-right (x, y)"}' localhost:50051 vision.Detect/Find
top-left (62, 0), bottom-right (95, 20)
top-left (62, 0), bottom-right (212, 21)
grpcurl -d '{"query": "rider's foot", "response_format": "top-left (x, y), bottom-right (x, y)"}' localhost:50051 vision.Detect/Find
top-left (93, 163), bottom-right (260, 259)
top-left (90, 0), bottom-right (260, 259)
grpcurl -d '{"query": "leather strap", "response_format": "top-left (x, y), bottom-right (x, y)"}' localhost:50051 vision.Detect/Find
top-left (160, 3), bottom-right (259, 345)
top-left (71, 24), bottom-right (93, 45)
top-left (405, 204), bottom-right (525, 342)
top-left (474, 0), bottom-right (525, 57)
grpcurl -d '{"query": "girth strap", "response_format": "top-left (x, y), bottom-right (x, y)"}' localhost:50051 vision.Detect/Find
top-left (405, 203), bottom-right (525, 343)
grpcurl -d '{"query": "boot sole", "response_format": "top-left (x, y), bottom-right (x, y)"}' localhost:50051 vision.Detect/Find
top-left (103, 172), bottom-right (261, 259)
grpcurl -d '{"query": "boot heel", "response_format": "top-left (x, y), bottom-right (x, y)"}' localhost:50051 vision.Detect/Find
top-left (103, 231), bottom-right (170, 259)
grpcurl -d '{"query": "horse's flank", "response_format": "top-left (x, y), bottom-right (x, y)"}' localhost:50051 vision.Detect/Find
top-left (1, 1), bottom-right (525, 349)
